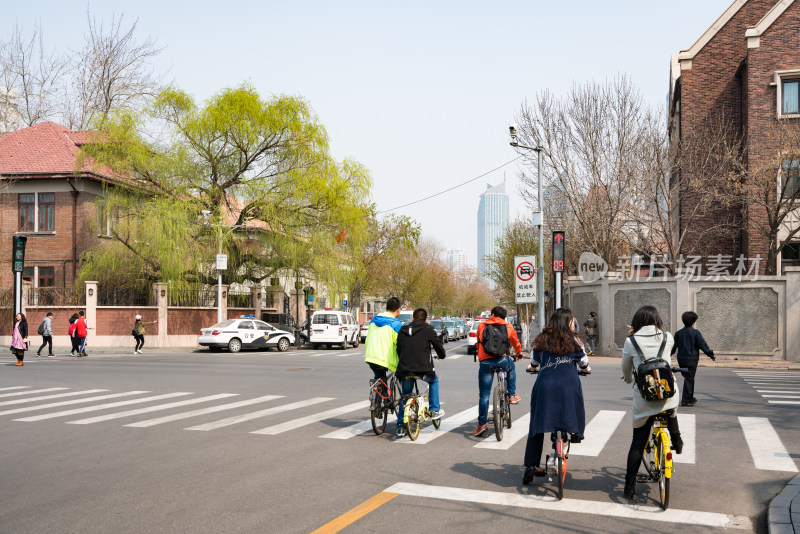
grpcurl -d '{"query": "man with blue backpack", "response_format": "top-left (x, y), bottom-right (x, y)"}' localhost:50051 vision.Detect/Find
top-left (474, 306), bottom-right (523, 437)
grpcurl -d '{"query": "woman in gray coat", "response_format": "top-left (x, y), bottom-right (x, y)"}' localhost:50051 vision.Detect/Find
top-left (621, 306), bottom-right (682, 499)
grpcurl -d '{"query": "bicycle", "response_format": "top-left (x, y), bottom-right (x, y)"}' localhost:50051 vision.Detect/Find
top-left (402, 375), bottom-right (441, 440)
top-left (369, 372), bottom-right (401, 435)
top-left (636, 365), bottom-right (687, 510)
top-left (491, 355), bottom-right (514, 441)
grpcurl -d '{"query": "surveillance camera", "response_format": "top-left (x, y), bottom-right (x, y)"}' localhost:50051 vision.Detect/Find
top-left (509, 124), bottom-right (518, 138)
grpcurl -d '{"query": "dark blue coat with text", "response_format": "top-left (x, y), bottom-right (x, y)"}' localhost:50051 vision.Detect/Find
top-left (529, 349), bottom-right (586, 436)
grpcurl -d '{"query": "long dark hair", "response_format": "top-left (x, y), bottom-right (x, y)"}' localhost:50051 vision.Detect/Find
top-left (16, 312), bottom-right (27, 324)
top-left (631, 306), bottom-right (663, 333)
top-left (533, 308), bottom-right (582, 354)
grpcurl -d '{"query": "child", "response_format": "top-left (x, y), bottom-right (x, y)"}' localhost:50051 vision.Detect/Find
top-left (671, 311), bottom-right (715, 407)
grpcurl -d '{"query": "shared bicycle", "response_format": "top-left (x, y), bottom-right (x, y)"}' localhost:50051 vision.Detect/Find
top-left (491, 356), bottom-right (514, 441)
top-left (402, 374), bottom-right (441, 440)
top-left (369, 372), bottom-right (401, 435)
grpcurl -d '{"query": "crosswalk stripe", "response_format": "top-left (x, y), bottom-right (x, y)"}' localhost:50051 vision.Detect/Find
top-left (739, 416), bottom-right (798, 472)
top-left (0, 387), bottom-right (67, 398)
top-left (0, 389), bottom-right (108, 406)
top-left (13, 392), bottom-right (192, 422)
top-left (0, 386), bottom-right (31, 392)
top-left (186, 398), bottom-right (333, 431)
top-left (384, 482), bottom-right (752, 529)
top-left (474, 412), bottom-right (530, 450)
top-left (0, 392), bottom-right (149, 416)
top-left (569, 410), bottom-right (626, 457)
top-left (320, 413), bottom-right (398, 439)
top-left (397, 405), bottom-right (476, 445)
top-left (762, 394), bottom-right (800, 399)
top-left (125, 395), bottom-right (283, 427)
top-left (673, 414), bottom-right (696, 464)
top-left (447, 354), bottom-right (464, 360)
top-left (66, 394), bottom-right (239, 425)
top-left (734, 371), bottom-right (798, 375)
top-left (251, 401), bottom-right (370, 435)
top-left (769, 400), bottom-right (800, 405)
top-left (756, 389), bottom-right (800, 393)
top-left (741, 377), bottom-right (798, 381)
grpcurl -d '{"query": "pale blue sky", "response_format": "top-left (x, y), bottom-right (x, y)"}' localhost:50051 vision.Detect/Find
top-left (7, 0), bottom-right (733, 265)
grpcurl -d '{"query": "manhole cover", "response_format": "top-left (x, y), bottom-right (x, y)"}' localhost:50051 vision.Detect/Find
top-left (285, 367), bottom-right (313, 372)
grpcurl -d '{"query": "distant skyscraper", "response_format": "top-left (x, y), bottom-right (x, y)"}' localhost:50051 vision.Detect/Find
top-left (477, 181), bottom-right (509, 286)
top-left (447, 249), bottom-right (468, 272)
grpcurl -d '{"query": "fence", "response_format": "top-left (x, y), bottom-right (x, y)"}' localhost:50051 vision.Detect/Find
top-left (227, 291), bottom-right (253, 308)
top-left (169, 287), bottom-right (217, 307)
top-left (97, 286), bottom-right (152, 307)
top-left (27, 286), bottom-right (86, 307)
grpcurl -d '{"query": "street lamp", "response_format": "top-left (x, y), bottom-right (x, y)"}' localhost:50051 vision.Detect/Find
top-left (509, 123), bottom-right (545, 330)
top-left (202, 211), bottom-right (244, 323)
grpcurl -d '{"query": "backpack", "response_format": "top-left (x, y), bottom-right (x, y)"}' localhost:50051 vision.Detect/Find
top-left (480, 323), bottom-right (509, 358)
top-left (37, 320), bottom-right (46, 335)
top-left (629, 335), bottom-right (676, 401)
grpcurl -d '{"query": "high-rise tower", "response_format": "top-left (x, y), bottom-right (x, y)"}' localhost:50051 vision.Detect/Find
top-left (477, 181), bottom-right (509, 286)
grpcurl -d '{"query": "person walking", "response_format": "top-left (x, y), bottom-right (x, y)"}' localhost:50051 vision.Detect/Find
top-left (11, 312), bottom-right (29, 366)
top-left (474, 306), bottom-right (523, 437)
top-left (621, 305), bottom-right (682, 500)
top-left (583, 311), bottom-right (598, 355)
top-left (68, 313), bottom-right (80, 356)
top-left (364, 297), bottom-right (403, 435)
top-left (396, 307), bottom-right (447, 432)
top-left (132, 314), bottom-right (157, 354)
top-left (36, 312), bottom-right (54, 357)
top-left (75, 311), bottom-right (90, 357)
top-left (671, 311), bottom-right (715, 407)
top-left (522, 308), bottom-right (590, 483)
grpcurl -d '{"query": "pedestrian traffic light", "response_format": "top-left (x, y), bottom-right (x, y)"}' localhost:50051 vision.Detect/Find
top-left (552, 231), bottom-right (565, 272)
top-left (12, 236), bottom-right (27, 273)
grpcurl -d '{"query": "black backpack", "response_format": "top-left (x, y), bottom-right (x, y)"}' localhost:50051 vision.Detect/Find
top-left (480, 323), bottom-right (509, 358)
top-left (37, 320), bottom-right (46, 335)
top-left (629, 335), bottom-right (676, 401)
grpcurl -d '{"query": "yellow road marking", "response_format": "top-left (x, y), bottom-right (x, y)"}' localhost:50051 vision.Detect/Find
top-left (310, 491), bottom-right (398, 533)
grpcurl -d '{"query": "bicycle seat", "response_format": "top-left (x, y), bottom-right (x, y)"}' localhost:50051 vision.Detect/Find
top-left (405, 375), bottom-right (422, 380)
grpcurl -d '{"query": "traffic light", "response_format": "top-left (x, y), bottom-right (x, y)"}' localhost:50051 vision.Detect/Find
top-left (12, 236), bottom-right (27, 273)
top-left (552, 231), bottom-right (565, 272)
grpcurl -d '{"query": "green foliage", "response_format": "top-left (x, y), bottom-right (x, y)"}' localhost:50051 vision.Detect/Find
top-left (484, 218), bottom-right (541, 306)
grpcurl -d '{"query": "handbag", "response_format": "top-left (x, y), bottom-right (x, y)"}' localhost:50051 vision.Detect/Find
top-left (132, 329), bottom-right (137, 336)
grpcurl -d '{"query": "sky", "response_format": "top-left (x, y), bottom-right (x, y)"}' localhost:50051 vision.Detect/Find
top-left (7, 0), bottom-right (735, 266)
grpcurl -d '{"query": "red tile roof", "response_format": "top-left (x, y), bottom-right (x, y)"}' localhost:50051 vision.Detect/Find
top-left (0, 121), bottom-right (114, 179)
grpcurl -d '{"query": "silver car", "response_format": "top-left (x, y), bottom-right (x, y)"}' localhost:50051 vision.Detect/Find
top-left (442, 320), bottom-right (458, 342)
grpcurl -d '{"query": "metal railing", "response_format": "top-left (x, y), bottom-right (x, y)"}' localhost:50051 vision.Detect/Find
top-left (27, 287), bottom-right (86, 307)
top-left (227, 291), bottom-right (253, 308)
top-left (97, 286), bottom-right (153, 307)
top-left (169, 288), bottom-right (217, 307)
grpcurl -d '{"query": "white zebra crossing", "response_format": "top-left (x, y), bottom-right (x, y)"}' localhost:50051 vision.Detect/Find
top-left (734, 371), bottom-right (800, 404)
top-left (0, 387), bottom-right (67, 398)
top-left (14, 392), bottom-right (192, 422)
top-left (739, 417), bottom-right (798, 472)
top-left (0, 389), bottom-right (108, 406)
top-left (673, 413), bottom-right (696, 464)
top-left (66, 394), bottom-right (239, 425)
top-left (0, 391), bottom-right (150, 416)
top-left (251, 400), bottom-right (370, 435)
top-left (474, 412), bottom-right (531, 450)
top-left (396, 405), bottom-right (476, 445)
top-left (185, 398), bottom-right (333, 431)
top-left (0, 386), bottom-right (31, 392)
top-left (125, 395), bottom-right (284, 428)
top-left (320, 413), bottom-right (398, 439)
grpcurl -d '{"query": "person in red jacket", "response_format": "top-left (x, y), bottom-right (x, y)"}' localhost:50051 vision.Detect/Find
top-left (474, 306), bottom-right (523, 437)
top-left (75, 311), bottom-right (90, 357)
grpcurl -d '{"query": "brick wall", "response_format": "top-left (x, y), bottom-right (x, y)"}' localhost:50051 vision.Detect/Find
top-left (24, 307), bottom-right (85, 336)
top-left (168, 308), bottom-right (218, 335)
top-left (96, 307), bottom-right (157, 336)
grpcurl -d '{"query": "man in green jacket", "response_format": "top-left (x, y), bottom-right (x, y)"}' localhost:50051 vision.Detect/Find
top-left (365, 296), bottom-right (403, 434)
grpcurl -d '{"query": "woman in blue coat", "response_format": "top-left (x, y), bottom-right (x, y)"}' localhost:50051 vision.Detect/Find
top-left (522, 308), bottom-right (591, 483)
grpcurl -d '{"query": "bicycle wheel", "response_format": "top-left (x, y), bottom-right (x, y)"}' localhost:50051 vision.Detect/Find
top-left (506, 390), bottom-right (513, 430)
top-left (370, 400), bottom-right (388, 436)
top-left (642, 438), bottom-right (656, 481)
top-left (432, 407), bottom-right (441, 429)
top-left (556, 454), bottom-right (565, 500)
top-left (406, 398), bottom-right (420, 441)
top-left (656, 436), bottom-right (670, 510)
top-left (492, 384), bottom-right (504, 441)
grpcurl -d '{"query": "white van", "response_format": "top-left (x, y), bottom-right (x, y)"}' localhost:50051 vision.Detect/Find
top-left (309, 310), bottom-right (360, 349)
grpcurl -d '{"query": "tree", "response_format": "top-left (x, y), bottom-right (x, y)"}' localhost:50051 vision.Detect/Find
top-left (78, 84), bottom-right (372, 291)
top-left (484, 218), bottom-right (540, 311)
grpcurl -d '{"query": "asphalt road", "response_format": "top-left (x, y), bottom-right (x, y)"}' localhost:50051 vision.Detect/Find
top-left (1, 343), bottom-right (798, 533)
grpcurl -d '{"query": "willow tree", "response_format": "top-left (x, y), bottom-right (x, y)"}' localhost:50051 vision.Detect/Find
top-left (78, 84), bottom-right (372, 292)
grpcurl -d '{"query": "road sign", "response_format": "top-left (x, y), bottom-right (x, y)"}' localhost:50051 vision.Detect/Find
top-left (552, 231), bottom-right (565, 272)
top-left (12, 236), bottom-right (27, 273)
top-left (215, 254), bottom-right (227, 270)
top-left (514, 255), bottom-right (537, 304)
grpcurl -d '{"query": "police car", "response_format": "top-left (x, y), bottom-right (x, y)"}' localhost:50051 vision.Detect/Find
top-left (198, 315), bottom-right (295, 353)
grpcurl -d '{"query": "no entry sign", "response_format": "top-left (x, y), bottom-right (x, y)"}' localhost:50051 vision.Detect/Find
top-left (514, 255), bottom-right (537, 304)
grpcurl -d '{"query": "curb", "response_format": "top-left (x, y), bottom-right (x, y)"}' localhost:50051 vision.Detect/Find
top-left (770, 475), bottom-right (800, 534)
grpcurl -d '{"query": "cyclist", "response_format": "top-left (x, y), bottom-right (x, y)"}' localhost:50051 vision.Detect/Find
top-left (364, 297), bottom-right (402, 413)
top-left (396, 307), bottom-right (446, 437)
top-left (474, 306), bottom-right (523, 437)
top-left (522, 308), bottom-right (590, 483)
top-left (621, 305), bottom-right (683, 500)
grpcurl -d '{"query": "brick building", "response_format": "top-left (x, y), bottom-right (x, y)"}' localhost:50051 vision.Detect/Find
top-left (0, 121), bottom-right (119, 289)
top-left (669, 0), bottom-right (800, 272)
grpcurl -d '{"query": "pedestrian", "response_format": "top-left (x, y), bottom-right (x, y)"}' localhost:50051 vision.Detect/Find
top-left (621, 305), bottom-right (682, 500)
top-left (68, 313), bottom-right (80, 356)
top-left (36, 312), bottom-right (54, 357)
top-left (75, 311), bottom-right (90, 357)
top-left (671, 311), bottom-right (715, 407)
top-left (583, 311), bottom-right (598, 355)
top-left (473, 305), bottom-right (523, 437)
top-left (132, 314), bottom-right (157, 354)
top-left (11, 312), bottom-right (29, 366)
top-left (522, 307), bottom-right (591, 484)
top-left (396, 307), bottom-right (447, 431)
top-left (364, 296), bottom-right (403, 435)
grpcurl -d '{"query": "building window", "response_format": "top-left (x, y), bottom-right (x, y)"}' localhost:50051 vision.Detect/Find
top-left (38, 193), bottom-right (55, 231)
top-left (781, 159), bottom-right (800, 198)
top-left (97, 199), bottom-right (117, 236)
top-left (22, 266), bottom-right (34, 283)
top-left (19, 193), bottom-right (35, 231)
top-left (783, 243), bottom-right (800, 265)
top-left (38, 267), bottom-right (55, 287)
top-left (783, 79), bottom-right (800, 115)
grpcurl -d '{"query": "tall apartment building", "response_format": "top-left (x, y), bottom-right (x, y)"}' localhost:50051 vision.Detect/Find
top-left (477, 181), bottom-right (509, 285)
top-left (447, 249), bottom-right (468, 272)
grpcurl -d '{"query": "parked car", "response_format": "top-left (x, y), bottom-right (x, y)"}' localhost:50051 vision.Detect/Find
top-left (442, 320), bottom-right (458, 342)
top-left (360, 323), bottom-right (369, 342)
top-left (429, 320), bottom-right (448, 344)
top-left (467, 320), bottom-right (485, 355)
top-left (310, 310), bottom-right (360, 349)
top-left (397, 309), bottom-right (414, 325)
top-left (454, 319), bottom-right (466, 339)
top-left (198, 316), bottom-right (295, 353)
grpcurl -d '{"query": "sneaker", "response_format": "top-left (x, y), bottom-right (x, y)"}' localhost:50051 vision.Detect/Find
top-left (508, 394), bottom-right (521, 405)
top-left (473, 424), bottom-right (488, 437)
top-left (395, 427), bottom-right (407, 438)
top-left (430, 410), bottom-right (444, 420)
top-left (47, 354), bottom-right (55, 358)
top-left (522, 466), bottom-right (546, 485)
top-left (36, 352), bottom-right (42, 357)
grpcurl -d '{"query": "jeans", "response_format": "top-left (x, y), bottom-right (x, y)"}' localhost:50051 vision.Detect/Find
top-left (398, 374), bottom-right (439, 429)
top-left (78, 337), bottom-right (87, 354)
top-left (477, 356), bottom-right (515, 426)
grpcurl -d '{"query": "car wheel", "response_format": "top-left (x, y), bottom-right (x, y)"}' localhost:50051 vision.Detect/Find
top-left (340, 339), bottom-right (347, 350)
top-left (227, 338), bottom-right (242, 353)
top-left (352, 335), bottom-right (359, 348)
top-left (277, 337), bottom-right (290, 352)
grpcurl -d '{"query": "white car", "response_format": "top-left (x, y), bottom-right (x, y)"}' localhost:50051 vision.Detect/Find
top-left (467, 320), bottom-right (485, 355)
top-left (198, 316), bottom-right (295, 353)
top-left (309, 310), bottom-right (360, 349)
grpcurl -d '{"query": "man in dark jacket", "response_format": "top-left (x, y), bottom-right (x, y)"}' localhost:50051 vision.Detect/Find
top-left (395, 308), bottom-right (446, 437)
top-left (671, 311), bottom-right (715, 407)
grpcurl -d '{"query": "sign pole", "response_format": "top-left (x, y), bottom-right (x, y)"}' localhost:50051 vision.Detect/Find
top-left (537, 141), bottom-right (544, 329)
top-left (14, 271), bottom-right (22, 317)
top-left (552, 231), bottom-right (565, 311)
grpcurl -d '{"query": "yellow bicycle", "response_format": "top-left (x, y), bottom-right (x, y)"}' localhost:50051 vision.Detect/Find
top-left (640, 410), bottom-right (675, 510)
